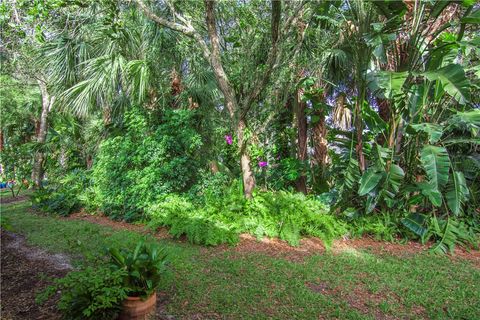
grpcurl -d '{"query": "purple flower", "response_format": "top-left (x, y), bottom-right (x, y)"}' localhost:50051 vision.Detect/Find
top-left (224, 135), bottom-right (233, 145)
top-left (258, 161), bottom-right (268, 168)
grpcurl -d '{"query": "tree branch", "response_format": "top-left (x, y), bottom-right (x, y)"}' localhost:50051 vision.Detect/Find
top-left (133, 0), bottom-right (212, 64)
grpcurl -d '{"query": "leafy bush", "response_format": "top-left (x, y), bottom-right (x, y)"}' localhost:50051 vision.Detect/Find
top-left (344, 210), bottom-right (402, 242)
top-left (37, 267), bottom-right (128, 320)
top-left (93, 108), bottom-right (203, 221)
top-left (147, 195), bottom-right (240, 246)
top-left (109, 240), bottom-right (168, 298)
top-left (147, 184), bottom-right (347, 247)
top-left (402, 213), bottom-right (479, 253)
top-left (31, 169), bottom-right (90, 216)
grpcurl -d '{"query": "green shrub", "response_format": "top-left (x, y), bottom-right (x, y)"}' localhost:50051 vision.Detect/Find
top-left (345, 211), bottom-right (401, 242)
top-left (31, 169), bottom-right (90, 216)
top-left (147, 195), bottom-right (240, 246)
top-left (93, 109), bottom-right (203, 221)
top-left (147, 186), bottom-right (346, 247)
top-left (37, 267), bottom-right (128, 320)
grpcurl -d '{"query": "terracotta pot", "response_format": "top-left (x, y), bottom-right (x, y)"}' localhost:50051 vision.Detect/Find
top-left (118, 292), bottom-right (156, 320)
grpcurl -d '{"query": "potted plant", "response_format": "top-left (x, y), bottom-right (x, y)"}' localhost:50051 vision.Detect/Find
top-left (109, 240), bottom-right (168, 320)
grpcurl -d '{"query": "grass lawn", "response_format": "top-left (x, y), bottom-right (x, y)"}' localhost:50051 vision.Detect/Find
top-left (1, 199), bottom-right (479, 320)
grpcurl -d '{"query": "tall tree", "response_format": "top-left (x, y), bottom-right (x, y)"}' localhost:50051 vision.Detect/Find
top-left (134, 0), bottom-right (301, 198)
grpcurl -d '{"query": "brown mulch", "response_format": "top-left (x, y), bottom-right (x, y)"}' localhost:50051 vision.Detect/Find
top-left (66, 211), bottom-right (480, 267)
top-left (0, 194), bottom-right (29, 205)
top-left (0, 230), bottom-right (71, 320)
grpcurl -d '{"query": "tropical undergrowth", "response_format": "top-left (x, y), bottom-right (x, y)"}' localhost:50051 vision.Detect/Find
top-left (146, 181), bottom-right (347, 246)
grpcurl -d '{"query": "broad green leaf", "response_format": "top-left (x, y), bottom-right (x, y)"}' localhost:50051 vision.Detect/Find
top-left (362, 102), bottom-right (387, 134)
top-left (447, 110), bottom-right (480, 134)
top-left (358, 168), bottom-right (384, 196)
top-left (387, 164), bottom-right (404, 193)
top-left (461, 9), bottom-right (480, 24)
top-left (418, 182), bottom-right (443, 207)
top-left (408, 123), bottom-right (444, 143)
top-left (424, 64), bottom-right (471, 104)
top-left (402, 213), bottom-right (428, 242)
top-left (371, 71), bottom-right (408, 99)
top-left (421, 145), bottom-right (450, 191)
top-left (446, 171), bottom-right (469, 215)
top-left (345, 158), bottom-right (361, 190)
top-left (365, 193), bottom-right (378, 214)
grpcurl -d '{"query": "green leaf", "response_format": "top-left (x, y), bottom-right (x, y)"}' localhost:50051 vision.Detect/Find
top-left (420, 145), bottom-right (451, 191)
top-left (402, 213), bottom-right (428, 242)
top-left (418, 182), bottom-right (442, 207)
top-left (408, 123), bottom-right (444, 143)
top-left (370, 71), bottom-right (408, 99)
top-left (358, 168), bottom-right (384, 196)
top-left (424, 64), bottom-right (471, 104)
top-left (386, 164), bottom-right (404, 193)
top-left (345, 158), bottom-right (361, 190)
top-left (461, 9), bottom-right (480, 24)
top-left (446, 171), bottom-right (469, 215)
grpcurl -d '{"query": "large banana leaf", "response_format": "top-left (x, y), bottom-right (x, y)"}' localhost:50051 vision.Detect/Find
top-left (408, 123), bottom-right (444, 143)
top-left (368, 70), bottom-right (408, 99)
top-left (424, 64), bottom-right (471, 104)
top-left (386, 164), bottom-right (404, 193)
top-left (447, 110), bottom-right (480, 134)
top-left (345, 158), bottom-right (361, 190)
top-left (446, 171), bottom-right (469, 215)
top-left (418, 182), bottom-right (442, 207)
top-left (358, 167), bottom-right (384, 196)
top-left (420, 145), bottom-right (451, 191)
top-left (401, 213), bottom-right (428, 243)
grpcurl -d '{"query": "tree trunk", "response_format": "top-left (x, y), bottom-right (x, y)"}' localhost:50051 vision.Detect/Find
top-left (237, 119), bottom-right (255, 198)
top-left (354, 100), bottom-right (365, 173)
top-left (32, 80), bottom-right (53, 189)
top-left (0, 129), bottom-right (3, 152)
top-left (294, 88), bottom-right (307, 194)
top-left (205, 0), bottom-right (256, 198)
top-left (313, 109), bottom-right (328, 168)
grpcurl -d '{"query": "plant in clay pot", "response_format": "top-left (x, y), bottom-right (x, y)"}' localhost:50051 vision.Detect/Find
top-left (109, 240), bottom-right (168, 320)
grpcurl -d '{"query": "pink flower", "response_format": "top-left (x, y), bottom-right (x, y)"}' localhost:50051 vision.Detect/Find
top-left (258, 161), bottom-right (268, 168)
top-left (224, 135), bottom-right (233, 145)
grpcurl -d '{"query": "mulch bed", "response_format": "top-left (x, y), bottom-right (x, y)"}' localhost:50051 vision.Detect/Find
top-left (67, 211), bottom-right (480, 267)
top-left (0, 230), bottom-right (69, 320)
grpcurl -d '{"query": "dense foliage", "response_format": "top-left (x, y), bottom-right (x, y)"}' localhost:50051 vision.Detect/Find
top-left (1, 0), bottom-right (479, 252)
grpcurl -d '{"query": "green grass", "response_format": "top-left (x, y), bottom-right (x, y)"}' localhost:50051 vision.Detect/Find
top-left (2, 200), bottom-right (480, 319)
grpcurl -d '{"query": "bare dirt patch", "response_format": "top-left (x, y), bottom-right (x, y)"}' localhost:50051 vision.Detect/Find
top-left (0, 194), bottom-right (29, 205)
top-left (0, 230), bottom-right (71, 320)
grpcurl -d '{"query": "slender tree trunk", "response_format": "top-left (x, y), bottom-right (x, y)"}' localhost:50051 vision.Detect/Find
top-left (294, 88), bottom-right (307, 194)
top-left (354, 80), bottom-right (366, 172)
top-left (313, 109), bottom-right (328, 168)
top-left (170, 67), bottom-right (182, 108)
top-left (32, 80), bottom-right (54, 188)
top-left (0, 129), bottom-right (3, 152)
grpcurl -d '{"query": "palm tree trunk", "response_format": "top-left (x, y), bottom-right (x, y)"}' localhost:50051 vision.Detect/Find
top-left (313, 109), bottom-right (328, 168)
